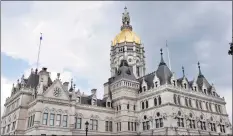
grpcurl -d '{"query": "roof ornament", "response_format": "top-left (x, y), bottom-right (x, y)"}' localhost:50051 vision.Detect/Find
top-left (182, 66), bottom-right (185, 77)
top-left (198, 62), bottom-right (203, 77)
top-left (122, 6), bottom-right (130, 25)
top-left (159, 48), bottom-right (166, 66)
top-left (121, 7), bottom-right (132, 31)
top-left (69, 78), bottom-right (74, 92)
top-left (57, 73), bottom-right (60, 80)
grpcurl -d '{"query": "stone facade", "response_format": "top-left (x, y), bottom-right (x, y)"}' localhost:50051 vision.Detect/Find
top-left (1, 7), bottom-right (232, 136)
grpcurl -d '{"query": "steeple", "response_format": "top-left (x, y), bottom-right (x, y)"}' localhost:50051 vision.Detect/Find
top-left (182, 66), bottom-right (185, 77)
top-left (159, 48), bottom-right (166, 66)
top-left (198, 62), bottom-right (204, 78)
top-left (121, 6), bottom-right (132, 31)
top-left (69, 78), bottom-right (74, 92)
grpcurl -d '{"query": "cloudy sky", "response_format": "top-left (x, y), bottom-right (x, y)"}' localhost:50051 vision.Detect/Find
top-left (1, 1), bottom-right (232, 121)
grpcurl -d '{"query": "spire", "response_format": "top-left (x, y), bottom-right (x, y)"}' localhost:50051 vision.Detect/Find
top-left (69, 78), bottom-right (74, 92)
top-left (159, 48), bottom-right (166, 66)
top-left (121, 6), bottom-right (132, 31)
top-left (198, 62), bottom-right (204, 78)
top-left (182, 66), bottom-right (185, 77)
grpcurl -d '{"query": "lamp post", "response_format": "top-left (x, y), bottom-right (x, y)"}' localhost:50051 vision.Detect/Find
top-left (85, 121), bottom-right (89, 136)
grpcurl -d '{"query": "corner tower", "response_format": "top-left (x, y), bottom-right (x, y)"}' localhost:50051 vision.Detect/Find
top-left (110, 7), bottom-right (146, 78)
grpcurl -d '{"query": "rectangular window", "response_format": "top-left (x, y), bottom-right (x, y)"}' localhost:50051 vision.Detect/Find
top-left (28, 116), bottom-right (31, 128)
top-left (7, 124), bottom-right (10, 133)
top-left (117, 123), bottom-right (118, 132)
top-left (30, 115), bottom-right (33, 127)
top-left (56, 114), bottom-right (61, 126)
top-left (12, 121), bottom-right (16, 130)
top-left (156, 119), bottom-right (159, 128)
top-left (143, 122), bottom-right (146, 130)
top-left (105, 121), bottom-right (109, 131)
top-left (50, 113), bottom-right (55, 126)
top-left (218, 105), bottom-right (222, 113)
top-left (90, 119), bottom-right (98, 130)
top-left (128, 122), bottom-right (130, 130)
top-left (2, 127), bottom-right (5, 134)
top-left (135, 122), bottom-right (137, 131)
top-left (160, 118), bottom-right (163, 127)
top-left (43, 113), bottom-right (48, 125)
top-left (32, 114), bottom-right (35, 126)
top-left (119, 122), bottom-right (121, 131)
top-left (146, 121), bottom-right (150, 130)
top-left (75, 117), bottom-right (81, 129)
top-left (109, 121), bottom-right (112, 132)
top-left (131, 122), bottom-right (133, 131)
top-left (63, 115), bottom-right (68, 127)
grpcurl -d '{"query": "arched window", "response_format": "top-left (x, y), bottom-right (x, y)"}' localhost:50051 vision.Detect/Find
top-left (198, 115), bottom-right (206, 130)
top-left (174, 94), bottom-right (177, 104)
top-left (194, 86), bottom-right (197, 91)
top-left (218, 105), bottom-right (222, 113)
top-left (136, 67), bottom-right (140, 77)
top-left (209, 117), bottom-right (216, 132)
top-left (177, 95), bottom-right (181, 105)
top-left (146, 101), bottom-right (149, 108)
top-left (204, 89), bottom-right (207, 94)
top-left (173, 80), bottom-right (176, 86)
top-left (199, 101), bottom-right (202, 109)
top-left (154, 98), bottom-right (157, 106)
top-left (154, 81), bottom-right (158, 88)
top-left (119, 105), bottom-right (121, 110)
top-left (116, 106), bottom-right (118, 111)
top-left (187, 113), bottom-right (195, 129)
top-left (206, 102), bottom-right (209, 111)
top-left (177, 111), bottom-right (184, 127)
top-left (196, 100), bottom-right (199, 109)
top-left (143, 86), bottom-right (146, 92)
top-left (184, 83), bottom-right (187, 89)
top-left (158, 96), bottom-right (161, 105)
top-left (209, 103), bottom-right (212, 111)
top-left (185, 98), bottom-right (188, 107)
top-left (215, 104), bottom-right (218, 113)
top-left (155, 112), bottom-right (163, 128)
top-left (42, 110), bottom-right (48, 125)
top-left (189, 98), bottom-right (192, 107)
top-left (142, 102), bottom-right (145, 109)
top-left (127, 104), bottom-right (129, 110)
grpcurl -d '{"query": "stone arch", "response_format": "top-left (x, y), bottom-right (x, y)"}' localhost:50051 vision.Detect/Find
top-left (57, 109), bottom-right (63, 114)
top-left (50, 108), bottom-right (56, 113)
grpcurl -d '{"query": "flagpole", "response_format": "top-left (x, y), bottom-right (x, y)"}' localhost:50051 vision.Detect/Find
top-left (166, 40), bottom-right (172, 70)
top-left (36, 33), bottom-right (42, 70)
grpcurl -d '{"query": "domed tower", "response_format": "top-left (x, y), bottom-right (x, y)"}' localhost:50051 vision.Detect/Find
top-left (110, 7), bottom-right (146, 79)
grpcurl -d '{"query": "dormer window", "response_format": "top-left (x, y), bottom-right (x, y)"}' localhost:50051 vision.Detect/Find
top-left (155, 82), bottom-right (158, 88)
top-left (173, 80), bottom-right (176, 86)
top-left (184, 83), bottom-right (187, 89)
top-left (107, 102), bottom-right (111, 107)
top-left (143, 86), bottom-right (146, 92)
top-left (213, 92), bottom-right (215, 96)
top-left (204, 89), bottom-right (207, 94)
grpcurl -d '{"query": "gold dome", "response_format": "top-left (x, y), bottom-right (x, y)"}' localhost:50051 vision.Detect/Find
top-left (112, 28), bottom-right (141, 46)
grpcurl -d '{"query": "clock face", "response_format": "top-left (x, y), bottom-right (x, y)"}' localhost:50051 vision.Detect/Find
top-left (54, 87), bottom-right (61, 97)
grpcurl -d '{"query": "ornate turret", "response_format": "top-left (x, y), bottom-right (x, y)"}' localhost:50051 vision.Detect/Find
top-left (156, 49), bottom-right (172, 85)
top-left (196, 62), bottom-right (211, 92)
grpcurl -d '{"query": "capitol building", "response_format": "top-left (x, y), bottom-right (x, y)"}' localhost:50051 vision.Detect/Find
top-left (1, 7), bottom-right (232, 135)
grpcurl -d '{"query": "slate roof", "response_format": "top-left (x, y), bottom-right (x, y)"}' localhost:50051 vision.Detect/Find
top-left (26, 73), bottom-right (39, 88)
top-left (80, 96), bottom-right (106, 107)
top-left (111, 59), bottom-right (137, 82)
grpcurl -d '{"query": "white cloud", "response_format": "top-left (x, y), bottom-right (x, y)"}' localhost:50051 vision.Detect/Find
top-left (1, 77), bottom-right (14, 115)
top-left (2, 1), bottom-right (116, 99)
